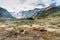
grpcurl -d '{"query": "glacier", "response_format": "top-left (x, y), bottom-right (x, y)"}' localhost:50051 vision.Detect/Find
top-left (0, 0), bottom-right (60, 19)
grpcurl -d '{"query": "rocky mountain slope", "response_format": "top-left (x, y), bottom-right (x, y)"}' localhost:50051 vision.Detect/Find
top-left (33, 7), bottom-right (60, 19)
top-left (10, 8), bottom-right (40, 19)
top-left (0, 7), bottom-right (13, 18)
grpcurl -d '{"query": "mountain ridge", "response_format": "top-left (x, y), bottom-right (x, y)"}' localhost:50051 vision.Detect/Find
top-left (33, 7), bottom-right (60, 19)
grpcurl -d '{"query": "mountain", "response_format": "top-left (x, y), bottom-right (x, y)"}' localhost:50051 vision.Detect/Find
top-left (0, 6), bottom-right (60, 19)
top-left (11, 8), bottom-right (40, 19)
top-left (0, 7), bottom-right (13, 18)
top-left (33, 7), bottom-right (60, 19)
top-left (10, 6), bottom-right (60, 19)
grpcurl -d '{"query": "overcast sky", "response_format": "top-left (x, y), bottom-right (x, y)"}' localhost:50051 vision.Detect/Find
top-left (0, 0), bottom-right (60, 12)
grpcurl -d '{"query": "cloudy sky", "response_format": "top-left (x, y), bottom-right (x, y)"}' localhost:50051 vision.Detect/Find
top-left (0, 0), bottom-right (60, 12)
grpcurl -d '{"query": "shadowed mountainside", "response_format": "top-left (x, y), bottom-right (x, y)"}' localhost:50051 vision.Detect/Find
top-left (0, 7), bottom-right (13, 18)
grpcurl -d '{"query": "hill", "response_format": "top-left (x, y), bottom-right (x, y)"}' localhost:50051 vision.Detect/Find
top-left (0, 7), bottom-right (14, 18)
top-left (33, 7), bottom-right (60, 19)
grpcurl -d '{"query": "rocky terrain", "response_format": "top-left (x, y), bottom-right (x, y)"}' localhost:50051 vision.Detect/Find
top-left (0, 7), bottom-right (60, 40)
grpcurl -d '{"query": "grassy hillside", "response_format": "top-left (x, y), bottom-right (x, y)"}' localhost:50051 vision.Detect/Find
top-left (33, 7), bottom-right (60, 19)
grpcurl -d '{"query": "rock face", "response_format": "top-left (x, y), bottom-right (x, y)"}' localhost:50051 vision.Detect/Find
top-left (0, 7), bottom-right (13, 18)
top-left (11, 8), bottom-right (40, 19)
top-left (11, 6), bottom-right (54, 19)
